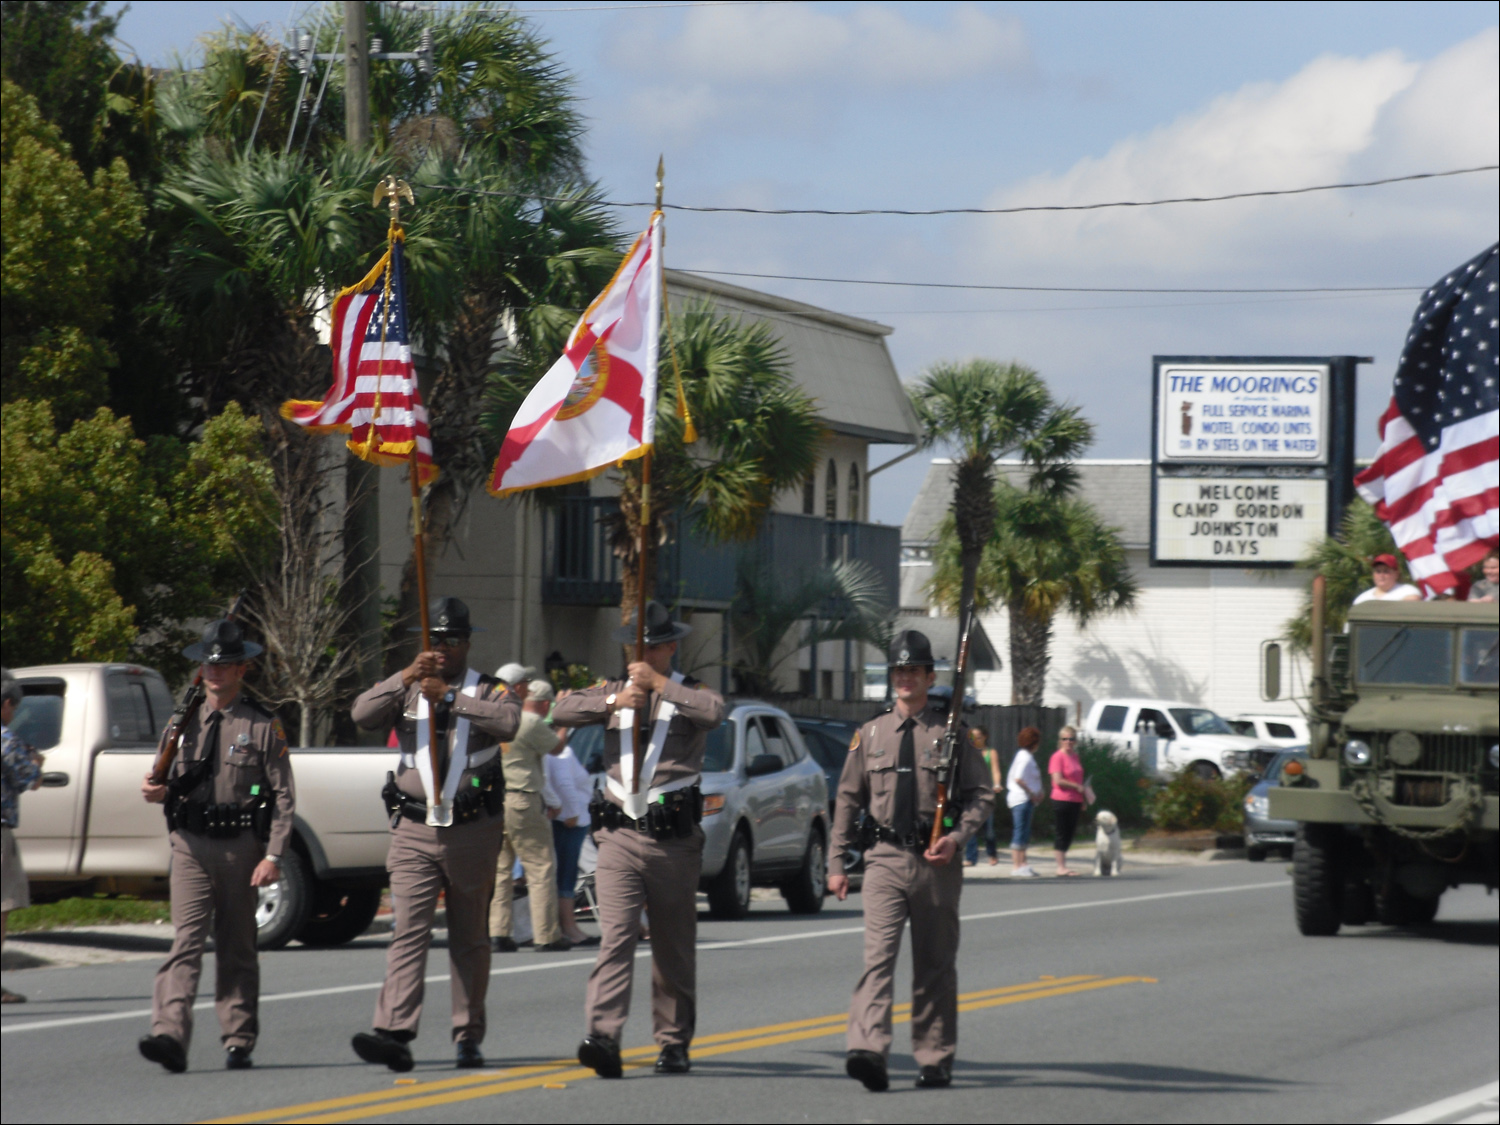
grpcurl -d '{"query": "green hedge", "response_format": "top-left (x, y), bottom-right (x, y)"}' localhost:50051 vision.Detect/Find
top-left (1147, 769), bottom-right (1255, 832)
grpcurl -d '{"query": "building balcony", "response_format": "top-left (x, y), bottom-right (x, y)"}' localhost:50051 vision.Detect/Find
top-left (540, 497), bottom-right (900, 612)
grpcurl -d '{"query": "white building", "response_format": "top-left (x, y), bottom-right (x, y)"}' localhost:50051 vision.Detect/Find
top-left (376, 270), bottom-right (920, 696)
top-left (900, 458), bottom-right (1311, 722)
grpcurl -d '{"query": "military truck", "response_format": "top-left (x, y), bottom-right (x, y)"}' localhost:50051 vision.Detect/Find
top-left (1266, 579), bottom-right (1498, 935)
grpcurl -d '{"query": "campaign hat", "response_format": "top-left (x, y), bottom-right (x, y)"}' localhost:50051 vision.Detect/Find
top-left (612, 600), bottom-right (692, 645)
top-left (887, 629), bottom-right (934, 669)
top-left (183, 619), bottom-right (263, 664)
top-left (409, 596), bottom-right (484, 636)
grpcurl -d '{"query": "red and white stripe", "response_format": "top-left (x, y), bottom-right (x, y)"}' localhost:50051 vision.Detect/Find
top-left (1355, 402), bottom-right (1498, 595)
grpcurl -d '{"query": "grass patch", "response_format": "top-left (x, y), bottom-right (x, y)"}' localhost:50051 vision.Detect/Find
top-left (6, 894), bottom-right (171, 933)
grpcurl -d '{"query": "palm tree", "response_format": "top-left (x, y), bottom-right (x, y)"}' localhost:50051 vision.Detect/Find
top-left (930, 481), bottom-right (1137, 706)
top-left (909, 359), bottom-right (1093, 635)
top-left (1284, 498), bottom-right (1404, 651)
top-left (730, 557), bottom-right (892, 698)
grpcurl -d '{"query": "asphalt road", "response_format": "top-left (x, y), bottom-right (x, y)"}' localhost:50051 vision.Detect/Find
top-left (2, 861), bottom-right (1496, 1124)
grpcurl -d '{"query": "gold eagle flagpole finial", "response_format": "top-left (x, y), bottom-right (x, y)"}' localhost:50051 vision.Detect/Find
top-left (374, 175), bottom-right (415, 228)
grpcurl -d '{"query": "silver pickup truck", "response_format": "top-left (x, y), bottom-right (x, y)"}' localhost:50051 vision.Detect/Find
top-left (10, 663), bottom-right (393, 949)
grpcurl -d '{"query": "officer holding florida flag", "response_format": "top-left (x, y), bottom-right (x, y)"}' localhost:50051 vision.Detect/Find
top-left (490, 175), bottom-right (723, 1078)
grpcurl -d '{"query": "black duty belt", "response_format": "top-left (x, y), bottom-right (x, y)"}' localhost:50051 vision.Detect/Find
top-left (871, 821), bottom-right (934, 852)
top-left (382, 768), bottom-right (505, 828)
top-left (171, 798), bottom-right (270, 841)
top-left (591, 787), bottom-right (702, 840)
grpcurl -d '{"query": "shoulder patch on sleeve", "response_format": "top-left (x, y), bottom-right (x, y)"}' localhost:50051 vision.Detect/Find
top-left (272, 718), bottom-right (287, 744)
top-left (847, 729), bottom-right (860, 753)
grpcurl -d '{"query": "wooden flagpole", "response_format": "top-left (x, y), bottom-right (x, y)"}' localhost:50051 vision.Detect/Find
top-left (631, 157), bottom-right (665, 795)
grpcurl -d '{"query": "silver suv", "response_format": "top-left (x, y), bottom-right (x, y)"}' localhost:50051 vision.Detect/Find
top-left (568, 701), bottom-right (828, 919)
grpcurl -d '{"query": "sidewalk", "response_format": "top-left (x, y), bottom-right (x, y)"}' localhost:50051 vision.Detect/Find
top-left (961, 841), bottom-right (1248, 879)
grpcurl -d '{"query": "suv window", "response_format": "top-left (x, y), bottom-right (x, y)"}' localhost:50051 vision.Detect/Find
top-left (703, 724), bottom-right (734, 773)
top-left (750, 717), bottom-right (789, 771)
top-left (1355, 625), bottom-right (1453, 686)
top-left (1138, 709), bottom-right (1175, 739)
top-left (1096, 705), bottom-right (1128, 733)
top-left (1267, 722), bottom-right (1297, 739)
top-left (1228, 720), bottom-right (1255, 737)
top-left (13, 679), bottom-right (66, 750)
top-left (1459, 628), bottom-right (1498, 686)
top-left (1169, 708), bottom-right (1233, 736)
top-left (802, 729), bottom-right (849, 772)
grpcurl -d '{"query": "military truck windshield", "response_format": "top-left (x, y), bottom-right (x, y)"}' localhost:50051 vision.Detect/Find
top-left (1355, 625), bottom-right (1453, 686)
top-left (1459, 628), bottom-right (1499, 686)
top-left (1169, 708), bottom-right (1233, 735)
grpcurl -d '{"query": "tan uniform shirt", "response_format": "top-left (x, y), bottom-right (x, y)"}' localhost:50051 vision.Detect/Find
top-left (550, 676), bottom-right (725, 804)
top-left (166, 695), bottom-right (296, 858)
top-left (829, 702), bottom-right (994, 876)
top-left (502, 711), bottom-right (556, 794)
top-left (351, 670), bottom-right (520, 802)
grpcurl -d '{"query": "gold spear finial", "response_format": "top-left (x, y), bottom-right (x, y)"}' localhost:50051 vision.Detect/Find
top-left (373, 175), bottom-right (415, 226)
top-left (655, 155), bottom-right (664, 210)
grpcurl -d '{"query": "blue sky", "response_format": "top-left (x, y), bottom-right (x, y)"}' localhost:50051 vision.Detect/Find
top-left (110, 1), bottom-right (1500, 525)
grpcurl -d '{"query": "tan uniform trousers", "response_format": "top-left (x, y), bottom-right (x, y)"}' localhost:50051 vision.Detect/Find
top-left (375, 814), bottom-right (503, 1043)
top-left (587, 824), bottom-right (702, 1047)
top-left (151, 830), bottom-right (263, 1050)
top-left (846, 842), bottom-right (963, 1067)
top-left (488, 791), bottom-right (561, 946)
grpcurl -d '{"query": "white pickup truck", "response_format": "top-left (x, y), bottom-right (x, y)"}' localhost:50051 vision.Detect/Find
top-left (1082, 697), bottom-right (1275, 780)
top-left (10, 663), bottom-right (394, 949)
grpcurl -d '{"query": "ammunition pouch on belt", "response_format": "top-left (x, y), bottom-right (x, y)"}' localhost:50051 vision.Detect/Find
top-left (590, 786), bottom-right (702, 840)
top-left (171, 796), bottom-right (271, 840)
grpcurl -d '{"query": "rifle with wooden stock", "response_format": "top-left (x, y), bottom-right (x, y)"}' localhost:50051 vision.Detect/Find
top-left (929, 602), bottom-right (975, 852)
top-left (148, 591), bottom-right (248, 785)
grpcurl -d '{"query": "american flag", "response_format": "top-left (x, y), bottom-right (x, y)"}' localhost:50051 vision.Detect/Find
top-left (1355, 243), bottom-right (1498, 596)
top-left (281, 235), bottom-right (438, 484)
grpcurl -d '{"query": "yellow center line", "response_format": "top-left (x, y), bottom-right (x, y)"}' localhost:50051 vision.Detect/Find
top-left (210, 975), bottom-right (1146, 1125)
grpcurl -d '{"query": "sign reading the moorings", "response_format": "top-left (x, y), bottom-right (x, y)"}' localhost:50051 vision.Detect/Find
top-left (1151, 356), bottom-right (1359, 569)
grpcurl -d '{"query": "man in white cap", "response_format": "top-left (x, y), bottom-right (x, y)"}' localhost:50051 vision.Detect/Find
top-left (495, 664), bottom-right (535, 702)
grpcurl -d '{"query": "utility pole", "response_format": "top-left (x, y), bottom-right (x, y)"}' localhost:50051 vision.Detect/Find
top-left (342, 0), bottom-right (385, 722)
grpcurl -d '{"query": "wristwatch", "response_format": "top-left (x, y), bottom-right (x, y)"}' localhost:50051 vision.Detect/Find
top-left (264, 854), bottom-right (282, 867)
top-left (605, 692), bottom-right (618, 709)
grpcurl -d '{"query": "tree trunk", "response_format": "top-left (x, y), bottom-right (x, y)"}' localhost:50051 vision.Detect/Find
top-left (299, 698), bottom-right (316, 748)
top-left (1007, 597), bottom-right (1053, 706)
top-left (951, 456), bottom-right (995, 635)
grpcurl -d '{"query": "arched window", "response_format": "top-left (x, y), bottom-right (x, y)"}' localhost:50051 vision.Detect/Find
top-left (802, 473), bottom-right (815, 515)
top-left (824, 460), bottom-right (838, 519)
top-left (847, 463), bottom-right (861, 522)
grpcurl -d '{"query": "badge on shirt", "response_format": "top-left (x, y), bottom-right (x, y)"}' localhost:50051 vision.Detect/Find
top-left (236, 732), bottom-right (251, 747)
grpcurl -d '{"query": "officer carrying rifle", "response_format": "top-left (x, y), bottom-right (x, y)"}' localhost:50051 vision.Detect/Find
top-left (828, 628), bottom-right (994, 1092)
top-left (551, 600), bottom-right (725, 1079)
top-left (138, 618), bottom-right (295, 1074)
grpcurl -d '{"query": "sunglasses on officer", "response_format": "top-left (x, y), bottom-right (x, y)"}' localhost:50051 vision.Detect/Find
top-left (432, 634), bottom-right (470, 649)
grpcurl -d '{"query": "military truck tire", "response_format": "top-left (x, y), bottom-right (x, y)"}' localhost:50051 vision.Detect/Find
top-left (256, 849), bottom-right (313, 950)
top-left (1376, 884), bottom-right (1441, 927)
top-left (707, 829), bottom-right (752, 920)
top-left (1246, 844), bottom-right (1268, 862)
top-left (298, 883), bottom-right (383, 947)
top-left (1292, 823), bottom-right (1342, 936)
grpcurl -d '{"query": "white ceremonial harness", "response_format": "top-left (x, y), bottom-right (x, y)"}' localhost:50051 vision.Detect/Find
top-left (402, 667), bottom-right (497, 826)
top-left (608, 671), bottom-right (698, 822)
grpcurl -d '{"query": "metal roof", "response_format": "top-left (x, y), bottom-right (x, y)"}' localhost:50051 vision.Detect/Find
top-left (667, 270), bottom-right (921, 446)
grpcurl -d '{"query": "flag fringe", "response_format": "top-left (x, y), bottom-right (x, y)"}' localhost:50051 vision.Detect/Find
top-left (487, 443), bottom-right (651, 499)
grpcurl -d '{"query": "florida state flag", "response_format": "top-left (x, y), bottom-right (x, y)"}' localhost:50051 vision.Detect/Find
top-left (488, 213), bottom-right (664, 497)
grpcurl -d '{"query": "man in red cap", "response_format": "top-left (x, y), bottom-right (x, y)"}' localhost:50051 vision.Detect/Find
top-left (1353, 554), bottom-right (1422, 604)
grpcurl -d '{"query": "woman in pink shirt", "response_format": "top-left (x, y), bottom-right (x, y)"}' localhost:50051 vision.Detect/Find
top-left (1049, 726), bottom-right (1087, 876)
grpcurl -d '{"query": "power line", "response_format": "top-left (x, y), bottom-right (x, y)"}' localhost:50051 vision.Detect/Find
top-left (679, 269), bottom-right (1427, 295)
top-left (418, 164), bottom-right (1497, 216)
top-left (841, 291), bottom-right (1419, 315)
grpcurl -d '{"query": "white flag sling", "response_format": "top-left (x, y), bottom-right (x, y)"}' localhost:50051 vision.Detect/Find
top-left (608, 672), bottom-right (693, 822)
top-left (411, 668), bottom-right (483, 827)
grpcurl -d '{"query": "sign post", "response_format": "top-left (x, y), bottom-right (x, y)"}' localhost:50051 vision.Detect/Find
top-left (1150, 355), bottom-right (1367, 568)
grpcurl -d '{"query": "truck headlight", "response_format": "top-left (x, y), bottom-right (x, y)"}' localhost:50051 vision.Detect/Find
top-left (1244, 795), bottom-right (1269, 818)
top-left (1343, 740), bottom-right (1372, 767)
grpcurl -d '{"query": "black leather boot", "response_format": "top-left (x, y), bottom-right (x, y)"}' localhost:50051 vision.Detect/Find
top-left (138, 1034), bottom-right (187, 1074)
top-left (577, 1034), bottom-right (623, 1078)
top-left (845, 1049), bottom-right (888, 1092)
top-left (352, 1029), bottom-right (414, 1072)
top-left (655, 1044), bottom-right (691, 1074)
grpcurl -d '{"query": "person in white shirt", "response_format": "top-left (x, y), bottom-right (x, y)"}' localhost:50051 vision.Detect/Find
top-left (1352, 554), bottom-right (1422, 605)
top-left (1005, 727), bottom-right (1045, 878)
top-left (545, 700), bottom-right (597, 946)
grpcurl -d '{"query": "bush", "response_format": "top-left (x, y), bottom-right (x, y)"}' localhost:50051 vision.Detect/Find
top-left (1077, 738), bottom-right (1149, 827)
top-left (1149, 769), bottom-right (1256, 832)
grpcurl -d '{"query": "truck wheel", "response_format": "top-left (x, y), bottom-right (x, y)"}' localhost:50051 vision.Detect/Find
top-left (1191, 761), bottom-right (1222, 782)
top-left (707, 829), bottom-right (752, 920)
top-left (1376, 885), bottom-right (1441, 927)
top-left (256, 849), bottom-right (313, 951)
top-left (1292, 823), bottom-right (1342, 936)
top-left (783, 831), bottom-right (827, 915)
top-left (298, 884), bottom-right (383, 947)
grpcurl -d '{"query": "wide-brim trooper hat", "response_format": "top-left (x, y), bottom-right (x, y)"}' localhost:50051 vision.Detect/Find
top-left (888, 629), bottom-right (935, 669)
top-left (183, 619), bottom-right (263, 664)
top-left (408, 596), bottom-right (485, 636)
top-left (612, 600), bottom-right (692, 645)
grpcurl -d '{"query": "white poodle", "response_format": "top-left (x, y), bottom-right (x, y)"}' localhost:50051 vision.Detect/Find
top-left (1093, 810), bottom-right (1122, 877)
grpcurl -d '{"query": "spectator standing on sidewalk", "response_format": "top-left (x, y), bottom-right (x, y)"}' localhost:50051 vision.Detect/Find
top-left (491, 681), bottom-right (569, 952)
top-left (1006, 726), bottom-right (1044, 879)
top-left (546, 709), bottom-right (597, 947)
top-left (495, 664), bottom-right (534, 700)
top-left (963, 728), bottom-right (1002, 866)
top-left (1049, 727), bottom-right (1087, 877)
top-left (2, 669), bottom-right (44, 1004)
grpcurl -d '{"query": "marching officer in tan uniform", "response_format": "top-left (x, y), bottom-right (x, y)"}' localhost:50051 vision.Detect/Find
top-left (551, 601), bottom-right (725, 1078)
top-left (348, 597), bottom-right (519, 1072)
top-left (138, 620), bottom-right (295, 1073)
top-left (828, 629), bottom-right (993, 1092)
